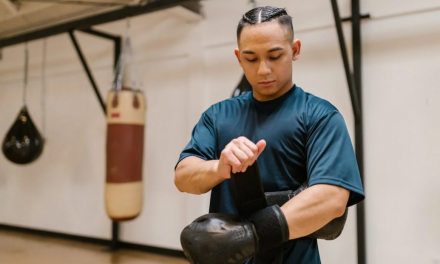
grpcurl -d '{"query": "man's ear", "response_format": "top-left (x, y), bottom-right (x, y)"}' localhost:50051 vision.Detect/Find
top-left (292, 39), bottom-right (301, 61)
top-left (234, 48), bottom-right (242, 66)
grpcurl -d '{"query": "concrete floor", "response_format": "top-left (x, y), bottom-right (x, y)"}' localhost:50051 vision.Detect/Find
top-left (0, 229), bottom-right (188, 264)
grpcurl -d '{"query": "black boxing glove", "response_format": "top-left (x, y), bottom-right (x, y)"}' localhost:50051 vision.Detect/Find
top-left (180, 205), bottom-right (289, 264)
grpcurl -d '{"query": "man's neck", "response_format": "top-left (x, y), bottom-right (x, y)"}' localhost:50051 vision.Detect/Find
top-left (253, 80), bottom-right (294, 102)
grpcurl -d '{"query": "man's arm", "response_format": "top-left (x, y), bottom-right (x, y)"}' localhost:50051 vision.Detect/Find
top-left (280, 184), bottom-right (350, 240)
top-left (174, 157), bottom-right (225, 195)
top-left (175, 137), bottom-right (267, 195)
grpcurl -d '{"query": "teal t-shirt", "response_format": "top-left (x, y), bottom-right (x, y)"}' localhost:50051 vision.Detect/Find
top-left (176, 84), bottom-right (365, 264)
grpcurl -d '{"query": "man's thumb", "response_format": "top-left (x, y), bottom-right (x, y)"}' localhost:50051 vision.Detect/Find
top-left (256, 140), bottom-right (266, 156)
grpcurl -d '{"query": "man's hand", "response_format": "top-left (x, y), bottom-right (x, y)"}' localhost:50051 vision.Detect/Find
top-left (217, 137), bottom-right (266, 178)
top-left (175, 137), bottom-right (265, 195)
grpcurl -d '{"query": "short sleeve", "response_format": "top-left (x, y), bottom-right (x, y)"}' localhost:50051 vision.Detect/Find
top-left (306, 110), bottom-right (365, 207)
top-left (174, 108), bottom-right (217, 170)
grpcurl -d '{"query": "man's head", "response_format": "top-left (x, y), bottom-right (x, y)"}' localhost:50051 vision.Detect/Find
top-left (235, 6), bottom-right (301, 101)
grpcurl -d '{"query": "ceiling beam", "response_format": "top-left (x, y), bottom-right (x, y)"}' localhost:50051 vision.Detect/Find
top-left (0, 0), bottom-right (18, 15)
top-left (0, 3), bottom-right (54, 23)
top-left (0, 0), bottom-right (202, 48)
top-left (166, 3), bottom-right (202, 22)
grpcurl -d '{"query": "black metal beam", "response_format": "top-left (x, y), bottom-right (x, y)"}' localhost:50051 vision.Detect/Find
top-left (330, 0), bottom-right (361, 122)
top-left (110, 35), bottom-right (122, 252)
top-left (68, 30), bottom-right (107, 114)
top-left (0, 0), bottom-right (201, 48)
top-left (352, 1), bottom-right (367, 264)
top-left (330, 1), bottom-right (367, 264)
top-left (180, 0), bottom-right (202, 15)
top-left (110, 221), bottom-right (120, 251)
top-left (80, 28), bottom-right (121, 41)
top-left (341, 14), bottom-right (370, 22)
top-left (15, 0), bottom-right (128, 7)
top-left (113, 36), bottom-right (122, 70)
top-left (77, 27), bottom-right (123, 251)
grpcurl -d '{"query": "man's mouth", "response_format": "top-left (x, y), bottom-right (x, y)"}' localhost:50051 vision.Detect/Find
top-left (258, 80), bottom-right (275, 86)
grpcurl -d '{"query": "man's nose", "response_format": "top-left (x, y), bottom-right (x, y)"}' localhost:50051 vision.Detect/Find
top-left (258, 60), bottom-right (271, 76)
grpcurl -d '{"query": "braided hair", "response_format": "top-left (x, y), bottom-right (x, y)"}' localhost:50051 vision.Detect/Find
top-left (237, 6), bottom-right (293, 42)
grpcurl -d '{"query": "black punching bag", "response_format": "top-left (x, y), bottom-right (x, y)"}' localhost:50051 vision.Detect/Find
top-left (231, 74), bottom-right (252, 98)
top-left (2, 105), bottom-right (44, 165)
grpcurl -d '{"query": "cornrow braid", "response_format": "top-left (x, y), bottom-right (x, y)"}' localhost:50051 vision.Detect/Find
top-left (237, 6), bottom-right (294, 42)
top-left (242, 13), bottom-right (253, 24)
top-left (265, 8), bottom-right (288, 22)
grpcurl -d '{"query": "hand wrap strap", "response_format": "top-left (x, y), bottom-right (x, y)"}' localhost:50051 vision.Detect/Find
top-left (265, 183), bottom-right (348, 240)
top-left (231, 163), bottom-right (348, 264)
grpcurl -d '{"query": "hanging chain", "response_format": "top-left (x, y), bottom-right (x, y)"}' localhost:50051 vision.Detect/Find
top-left (112, 18), bottom-right (128, 92)
top-left (126, 18), bottom-right (137, 91)
top-left (112, 17), bottom-right (142, 93)
top-left (113, 38), bottom-right (126, 92)
top-left (125, 17), bottom-right (141, 92)
top-left (23, 42), bottom-right (29, 106)
top-left (41, 38), bottom-right (47, 135)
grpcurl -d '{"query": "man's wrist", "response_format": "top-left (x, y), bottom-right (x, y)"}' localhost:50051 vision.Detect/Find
top-left (210, 160), bottom-right (230, 181)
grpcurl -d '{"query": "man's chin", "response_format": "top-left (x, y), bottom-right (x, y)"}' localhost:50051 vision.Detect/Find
top-left (257, 86), bottom-right (281, 95)
top-left (254, 89), bottom-right (279, 100)
top-left (254, 84), bottom-right (293, 100)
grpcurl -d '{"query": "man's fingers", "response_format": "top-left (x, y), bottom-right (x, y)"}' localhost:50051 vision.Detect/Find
top-left (231, 147), bottom-right (249, 166)
top-left (237, 141), bottom-right (257, 169)
top-left (242, 140), bottom-right (258, 156)
top-left (223, 146), bottom-right (249, 173)
top-left (240, 136), bottom-right (259, 152)
top-left (236, 138), bottom-right (266, 171)
top-left (224, 151), bottom-right (242, 173)
top-left (237, 141), bottom-right (255, 159)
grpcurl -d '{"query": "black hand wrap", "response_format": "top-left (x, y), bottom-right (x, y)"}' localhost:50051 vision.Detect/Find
top-left (248, 205), bottom-right (290, 253)
top-left (264, 184), bottom-right (305, 208)
top-left (306, 208), bottom-right (348, 240)
top-left (230, 163), bottom-right (288, 264)
top-left (265, 183), bottom-right (348, 240)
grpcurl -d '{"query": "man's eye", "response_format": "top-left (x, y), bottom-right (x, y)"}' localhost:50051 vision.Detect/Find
top-left (247, 58), bottom-right (258, 62)
top-left (270, 55), bottom-right (282, 60)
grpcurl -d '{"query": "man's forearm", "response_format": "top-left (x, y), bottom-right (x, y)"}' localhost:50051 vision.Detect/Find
top-left (175, 157), bottom-right (225, 195)
top-left (280, 184), bottom-right (350, 240)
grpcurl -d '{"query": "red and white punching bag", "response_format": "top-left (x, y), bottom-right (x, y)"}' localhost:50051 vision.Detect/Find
top-left (105, 87), bottom-right (146, 221)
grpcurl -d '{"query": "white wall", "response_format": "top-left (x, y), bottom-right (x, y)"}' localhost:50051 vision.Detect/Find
top-left (362, 2), bottom-right (440, 264)
top-left (0, 0), bottom-right (439, 263)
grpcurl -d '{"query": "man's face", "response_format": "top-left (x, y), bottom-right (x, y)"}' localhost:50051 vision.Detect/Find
top-left (235, 20), bottom-right (301, 101)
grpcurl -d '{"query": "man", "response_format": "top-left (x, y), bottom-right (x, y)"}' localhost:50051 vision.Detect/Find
top-left (174, 6), bottom-right (365, 264)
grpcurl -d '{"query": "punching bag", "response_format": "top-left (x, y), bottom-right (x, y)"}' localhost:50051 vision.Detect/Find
top-left (105, 29), bottom-right (146, 221)
top-left (105, 87), bottom-right (146, 221)
top-left (232, 74), bottom-right (252, 98)
top-left (2, 106), bottom-right (44, 165)
top-left (2, 43), bottom-right (45, 165)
